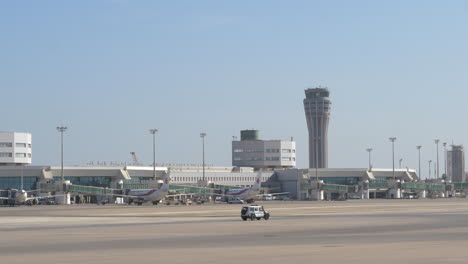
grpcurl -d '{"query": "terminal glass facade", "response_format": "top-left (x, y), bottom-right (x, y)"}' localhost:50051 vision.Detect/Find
top-left (123, 177), bottom-right (152, 184)
top-left (320, 177), bottom-right (359, 185)
top-left (0, 176), bottom-right (37, 190)
top-left (122, 177), bottom-right (154, 189)
top-left (372, 177), bottom-right (388, 183)
top-left (54, 176), bottom-right (112, 188)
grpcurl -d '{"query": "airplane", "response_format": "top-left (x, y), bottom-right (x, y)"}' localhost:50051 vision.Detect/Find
top-left (0, 189), bottom-right (63, 206)
top-left (125, 171), bottom-right (172, 206)
top-left (221, 173), bottom-right (288, 203)
top-left (0, 170), bottom-right (63, 206)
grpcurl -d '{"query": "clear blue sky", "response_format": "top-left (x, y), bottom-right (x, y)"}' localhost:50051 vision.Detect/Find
top-left (1, 1), bottom-right (467, 177)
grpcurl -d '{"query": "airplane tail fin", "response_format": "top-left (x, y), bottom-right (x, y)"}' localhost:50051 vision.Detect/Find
top-left (253, 172), bottom-right (262, 190)
top-left (160, 169), bottom-right (171, 191)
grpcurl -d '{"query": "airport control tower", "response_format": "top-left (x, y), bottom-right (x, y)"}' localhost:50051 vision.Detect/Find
top-left (303, 87), bottom-right (331, 168)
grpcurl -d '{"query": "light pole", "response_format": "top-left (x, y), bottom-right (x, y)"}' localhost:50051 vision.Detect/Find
top-left (416, 146), bottom-right (422, 180)
top-left (435, 139), bottom-right (440, 180)
top-left (200, 133), bottom-right (207, 182)
top-left (428, 160), bottom-right (432, 180)
top-left (56, 126), bottom-right (68, 181)
top-left (389, 137), bottom-right (397, 180)
top-left (366, 148), bottom-right (373, 170)
top-left (399, 158), bottom-right (403, 169)
top-left (149, 129), bottom-right (158, 179)
top-left (443, 142), bottom-right (447, 180)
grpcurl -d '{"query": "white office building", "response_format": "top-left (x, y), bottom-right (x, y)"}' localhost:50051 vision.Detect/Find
top-left (232, 130), bottom-right (296, 169)
top-left (0, 132), bottom-right (32, 166)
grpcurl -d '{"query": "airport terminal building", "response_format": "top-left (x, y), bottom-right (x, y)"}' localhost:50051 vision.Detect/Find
top-left (0, 164), bottom-right (421, 200)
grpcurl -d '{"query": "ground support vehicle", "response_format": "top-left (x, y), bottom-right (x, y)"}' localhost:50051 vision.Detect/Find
top-left (241, 205), bottom-right (270, 221)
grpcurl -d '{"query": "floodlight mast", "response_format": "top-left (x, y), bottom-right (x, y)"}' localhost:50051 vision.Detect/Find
top-left (56, 126), bottom-right (68, 181)
top-left (200, 133), bottom-right (207, 182)
top-left (416, 146), bottom-right (422, 180)
top-left (389, 137), bottom-right (397, 180)
top-left (149, 129), bottom-right (158, 179)
top-left (366, 148), bottom-right (373, 170)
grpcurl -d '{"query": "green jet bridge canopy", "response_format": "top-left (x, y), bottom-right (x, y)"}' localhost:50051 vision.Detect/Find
top-left (402, 183), bottom-right (445, 192)
top-left (321, 183), bottom-right (348, 192)
top-left (122, 183), bottom-right (215, 195)
top-left (122, 183), bottom-right (152, 190)
top-left (453, 183), bottom-right (468, 190)
top-left (67, 184), bottom-right (122, 196)
top-left (212, 184), bottom-right (239, 190)
top-left (300, 182), bottom-right (348, 192)
top-left (170, 184), bottom-right (214, 195)
top-left (368, 182), bottom-right (389, 189)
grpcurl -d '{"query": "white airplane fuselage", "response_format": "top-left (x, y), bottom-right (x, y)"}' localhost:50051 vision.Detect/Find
top-left (127, 188), bottom-right (169, 203)
top-left (126, 174), bottom-right (171, 205)
top-left (225, 188), bottom-right (260, 201)
top-left (224, 173), bottom-right (263, 202)
top-left (2, 190), bottom-right (30, 205)
top-left (15, 191), bottom-right (28, 204)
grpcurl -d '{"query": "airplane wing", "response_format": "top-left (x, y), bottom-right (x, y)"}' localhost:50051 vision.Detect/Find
top-left (0, 197), bottom-right (11, 200)
top-left (256, 192), bottom-right (290, 197)
top-left (166, 192), bottom-right (208, 197)
top-left (67, 191), bottom-right (140, 199)
top-left (25, 194), bottom-right (67, 201)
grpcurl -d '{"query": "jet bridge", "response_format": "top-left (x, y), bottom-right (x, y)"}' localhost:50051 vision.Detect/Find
top-left (301, 181), bottom-right (349, 200)
top-left (67, 184), bottom-right (122, 196)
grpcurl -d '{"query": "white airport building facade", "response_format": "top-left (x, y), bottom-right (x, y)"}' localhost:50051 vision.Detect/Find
top-left (0, 132), bottom-right (32, 166)
top-left (232, 130), bottom-right (296, 169)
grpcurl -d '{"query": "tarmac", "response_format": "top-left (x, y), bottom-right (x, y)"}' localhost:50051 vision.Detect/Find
top-left (1, 199), bottom-right (468, 264)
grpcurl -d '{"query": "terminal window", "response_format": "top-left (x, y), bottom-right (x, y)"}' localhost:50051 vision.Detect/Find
top-left (0, 143), bottom-right (12, 147)
top-left (0, 176), bottom-right (37, 190)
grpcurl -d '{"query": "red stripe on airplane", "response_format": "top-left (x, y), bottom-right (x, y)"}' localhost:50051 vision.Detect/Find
top-left (132, 189), bottom-right (157, 197)
top-left (228, 189), bottom-right (249, 196)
